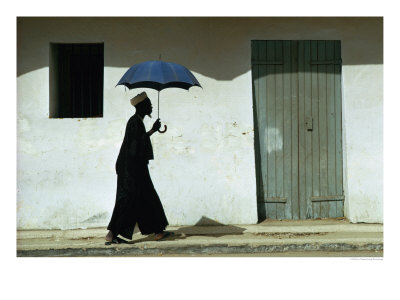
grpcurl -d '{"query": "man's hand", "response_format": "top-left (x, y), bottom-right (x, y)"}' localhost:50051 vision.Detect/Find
top-left (151, 118), bottom-right (161, 132)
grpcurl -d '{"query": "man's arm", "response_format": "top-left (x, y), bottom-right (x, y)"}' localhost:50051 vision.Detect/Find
top-left (147, 129), bottom-right (156, 136)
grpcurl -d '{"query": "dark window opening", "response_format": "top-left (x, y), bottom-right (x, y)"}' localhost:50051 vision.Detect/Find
top-left (49, 43), bottom-right (104, 118)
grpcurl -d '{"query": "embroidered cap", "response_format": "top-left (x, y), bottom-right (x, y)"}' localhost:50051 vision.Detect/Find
top-left (130, 92), bottom-right (148, 106)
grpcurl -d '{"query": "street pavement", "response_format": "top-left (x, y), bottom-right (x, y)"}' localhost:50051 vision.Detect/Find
top-left (16, 219), bottom-right (383, 257)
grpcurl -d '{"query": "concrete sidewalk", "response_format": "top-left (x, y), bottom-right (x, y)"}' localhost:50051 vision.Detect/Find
top-left (16, 219), bottom-right (383, 257)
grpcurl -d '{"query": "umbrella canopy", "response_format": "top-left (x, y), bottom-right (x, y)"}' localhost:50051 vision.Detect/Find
top-left (116, 60), bottom-right (202, 91)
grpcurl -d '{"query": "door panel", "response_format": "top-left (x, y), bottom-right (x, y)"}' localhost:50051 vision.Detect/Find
top-left (252, 40), bottom-right (298, 220)
top-left (303, 40), bottom-right (344, 219)
top-left (252, 40), bottom-right (344, 220)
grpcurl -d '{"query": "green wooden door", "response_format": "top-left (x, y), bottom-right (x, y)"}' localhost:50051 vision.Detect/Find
top-left (252, 40), bottom-right (344, 220)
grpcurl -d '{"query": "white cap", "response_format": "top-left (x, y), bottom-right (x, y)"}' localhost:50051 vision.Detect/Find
top-left (130, 92), bottom-right (148, 106)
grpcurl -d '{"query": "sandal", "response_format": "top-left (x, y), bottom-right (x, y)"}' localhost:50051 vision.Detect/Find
top-left (105, 236), bottom-right (128, 245)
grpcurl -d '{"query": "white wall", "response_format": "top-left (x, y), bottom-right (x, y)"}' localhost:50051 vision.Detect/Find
top-left (17, 68), bottom-right (258, 229)
top-left (342, 65), bottom-right (383, 223)
top-left (17, 17), bottom-right (383, 229)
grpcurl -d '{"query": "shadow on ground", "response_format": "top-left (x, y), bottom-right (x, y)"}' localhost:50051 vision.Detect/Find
top-left (123, 216), bottom-right (246, 244)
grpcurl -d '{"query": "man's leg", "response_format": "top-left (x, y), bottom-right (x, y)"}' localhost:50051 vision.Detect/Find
top-left (105, 176), bottom-right (131, 241)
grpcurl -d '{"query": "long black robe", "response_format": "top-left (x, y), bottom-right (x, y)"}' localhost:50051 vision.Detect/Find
top-left (107, 114), bottom-right (168, 239)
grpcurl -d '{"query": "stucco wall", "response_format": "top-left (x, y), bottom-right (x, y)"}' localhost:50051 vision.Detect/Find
top-left (17, 17), bottom-right (383, 229)
top-left (342, 65), bottom-right (383, 223)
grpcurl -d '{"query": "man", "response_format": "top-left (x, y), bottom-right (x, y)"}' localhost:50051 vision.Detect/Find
top-left (105, 92), bottom-right (172, 245)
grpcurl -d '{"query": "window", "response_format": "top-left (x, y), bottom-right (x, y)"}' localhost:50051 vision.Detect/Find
top-left (49, 43), bottom-right (104, 118)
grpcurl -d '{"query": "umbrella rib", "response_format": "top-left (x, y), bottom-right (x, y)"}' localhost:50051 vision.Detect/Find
top-left (172, 63), bottom-right (180, 81)
top-left (146, 61), bottom-right (154, 83)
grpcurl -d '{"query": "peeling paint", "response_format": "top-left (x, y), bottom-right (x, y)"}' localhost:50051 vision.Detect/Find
top-left (81, 212), bottom-right (109, 224)
top-left (264, 128), bottom-right (283, 154)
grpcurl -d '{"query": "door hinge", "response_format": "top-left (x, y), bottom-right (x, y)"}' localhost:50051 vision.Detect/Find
top-left (311, 59), bottom-right (342, 65)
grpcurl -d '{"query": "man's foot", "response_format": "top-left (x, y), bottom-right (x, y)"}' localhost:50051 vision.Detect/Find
top-left (105, 230), bottom-right (113, 242)
top-left (154, 232), bottom-right (164, 241)
top-left (154, 231), bottom-right (174, 241)
top-left (105, 236), bottom-right (129, 245)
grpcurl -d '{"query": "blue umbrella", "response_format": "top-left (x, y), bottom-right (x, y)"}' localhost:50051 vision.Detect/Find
top-left (116, 60), bottom-right (202, 133)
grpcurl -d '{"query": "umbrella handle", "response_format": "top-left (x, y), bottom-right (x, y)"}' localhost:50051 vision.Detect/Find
top-left (158, 125), bottom-right (167, 133)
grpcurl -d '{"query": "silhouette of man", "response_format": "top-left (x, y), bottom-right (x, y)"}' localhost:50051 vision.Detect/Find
top-left (105, 92), bottom-right (172, 244)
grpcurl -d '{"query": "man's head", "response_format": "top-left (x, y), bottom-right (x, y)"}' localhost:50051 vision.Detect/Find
top-left (131, 92), bottom-right (153, 117)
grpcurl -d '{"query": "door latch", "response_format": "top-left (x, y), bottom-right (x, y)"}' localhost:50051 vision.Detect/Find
top-left (306, 117), bottom-right (313, 131)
